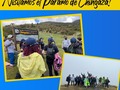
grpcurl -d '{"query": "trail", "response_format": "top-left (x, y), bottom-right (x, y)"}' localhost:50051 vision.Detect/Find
top-left (60, 86), bottom-right (117, 90)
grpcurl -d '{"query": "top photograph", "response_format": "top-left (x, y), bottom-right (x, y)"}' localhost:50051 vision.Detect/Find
top-left (1, 14), bottom-right (84, 81)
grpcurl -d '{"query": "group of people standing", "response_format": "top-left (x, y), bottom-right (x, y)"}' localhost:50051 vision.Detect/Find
top-left (4, 34), bottom-right (82, 79)
top-left (62, 36), bottom-right (82, 54)
top-left (4, 34), bottom-right (61, 79)
top-left (66, 72), bottom-right (110, 88)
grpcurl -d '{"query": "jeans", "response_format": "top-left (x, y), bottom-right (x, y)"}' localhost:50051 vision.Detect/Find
top-left (8, 53), bottom-right (15, 64)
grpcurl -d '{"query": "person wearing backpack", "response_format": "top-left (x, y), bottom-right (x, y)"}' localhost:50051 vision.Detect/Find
top-left (67, 37), bottom-right (76, 53)
top-left (62, 36), bottom-right (71, 52)
top-left (66, 74), bottom-right (71, 87)
top-left (43, 38), bottom-right (59, 76)
top-left (17, 38), bottom-right (46, 78)
top-left (67, 37), bottom-right (82, 54)
top-left (105, 77), bottom-right (110, 88)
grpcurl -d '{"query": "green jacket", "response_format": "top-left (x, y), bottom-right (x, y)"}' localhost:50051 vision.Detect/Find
top-left (84, 78), bottom-right (90, 86)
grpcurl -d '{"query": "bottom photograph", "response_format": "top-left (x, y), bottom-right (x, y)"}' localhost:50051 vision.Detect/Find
top-left (60, 54), bottom-right (120, 90)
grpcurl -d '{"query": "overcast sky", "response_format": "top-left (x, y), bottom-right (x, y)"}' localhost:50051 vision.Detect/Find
top-left (61, 54), bottom-right (120, 86)
top-left (2, 16), bottom-right (80, 26)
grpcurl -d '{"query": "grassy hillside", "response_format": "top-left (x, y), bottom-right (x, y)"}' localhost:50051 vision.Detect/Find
top-left (3, 19), bottom-right (81, 37)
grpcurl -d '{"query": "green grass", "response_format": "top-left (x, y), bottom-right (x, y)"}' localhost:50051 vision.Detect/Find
top-left (5, 32), bottom-right (78, 80)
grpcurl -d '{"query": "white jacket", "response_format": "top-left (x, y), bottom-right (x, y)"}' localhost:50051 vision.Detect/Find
top-left (62, 39), bottom-right (71, 48)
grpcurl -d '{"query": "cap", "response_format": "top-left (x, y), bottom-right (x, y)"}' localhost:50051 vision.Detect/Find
top-left (70, 37), bottom-right (76, 43)
top-left (21, 39), bottom-right (25, 42)
top-left (48, 38), bottom-right (54, 43)
top-left (25, 38), bottom-right (37, 46)
top-left (7, 35), bottom-right (13, 38)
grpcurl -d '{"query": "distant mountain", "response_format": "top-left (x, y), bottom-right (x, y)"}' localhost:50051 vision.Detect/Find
top-left (3, 19), bottom-right (81, 36)
top-left (72, 19), bottom-right (80, 24)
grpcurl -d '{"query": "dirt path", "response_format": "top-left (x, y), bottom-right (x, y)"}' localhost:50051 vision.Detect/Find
top-left (60, 86), bottom-right (117, 90)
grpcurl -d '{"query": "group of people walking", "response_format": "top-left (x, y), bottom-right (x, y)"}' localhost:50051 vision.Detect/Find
top-left (4, 34), bottom-right (62, 79)
top-left (66, 72), bottom-right (110, 88)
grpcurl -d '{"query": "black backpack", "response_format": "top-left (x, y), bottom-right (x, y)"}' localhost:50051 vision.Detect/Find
top-left (67, 43), bottom-right (82, 54)
top-left (66, 76), bottom-right (70, 82)
top-left (74, 42), bottom-right (82, 54)
top-left (46, 46), bottom-right (55, 59)
top-left (67, 44), bottom-right (75, 53)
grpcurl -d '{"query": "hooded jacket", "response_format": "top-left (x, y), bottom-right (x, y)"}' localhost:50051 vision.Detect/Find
top-left (17, 52), bottom-right (46, 78)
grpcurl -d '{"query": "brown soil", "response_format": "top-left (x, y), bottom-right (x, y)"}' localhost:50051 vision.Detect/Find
top-left (60, 85), bottom-right (117, 90)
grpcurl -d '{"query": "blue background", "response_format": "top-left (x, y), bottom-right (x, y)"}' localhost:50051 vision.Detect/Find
top-left (0, 10), bottom-right (120, 90)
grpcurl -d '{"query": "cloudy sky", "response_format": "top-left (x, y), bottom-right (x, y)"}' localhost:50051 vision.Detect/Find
top-left (2, 16), bottom-right (80, 26)
top-left (61, 54), bottom-right (120, 86)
